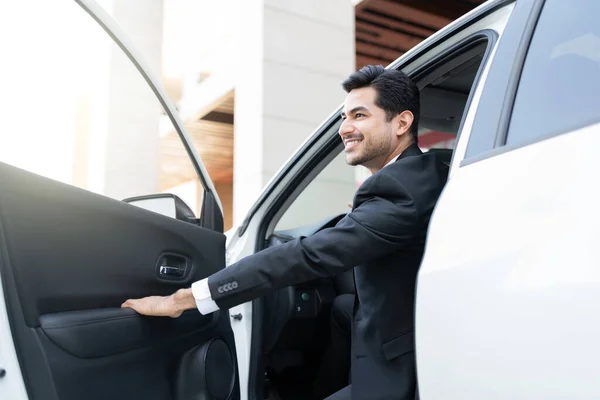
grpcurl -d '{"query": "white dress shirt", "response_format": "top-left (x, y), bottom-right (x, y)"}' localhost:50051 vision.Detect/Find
top-left (191, 153), bottom-right (403, 315)
top-left (384, 154), bottom-right (400, 168)
top-left (191, 278), bottom-right (219, 315)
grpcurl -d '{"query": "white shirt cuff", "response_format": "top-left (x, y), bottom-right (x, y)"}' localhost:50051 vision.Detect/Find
top-left (191, 278), bottom-right (220, 315)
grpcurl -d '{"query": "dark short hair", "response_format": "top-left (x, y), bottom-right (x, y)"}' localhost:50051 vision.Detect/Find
top-left (342, 65), bottom-right (420, 143)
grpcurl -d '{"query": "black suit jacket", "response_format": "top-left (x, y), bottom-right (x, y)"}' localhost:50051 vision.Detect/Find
top-left (208, 144), bottom-right (449, 399)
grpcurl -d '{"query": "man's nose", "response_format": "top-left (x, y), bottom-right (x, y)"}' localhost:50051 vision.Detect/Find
top-left (339, 119), bottom-right (354, 136)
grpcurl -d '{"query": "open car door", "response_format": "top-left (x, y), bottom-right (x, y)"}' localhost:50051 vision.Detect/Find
top-left (0, 1), bottom-right (238, 399)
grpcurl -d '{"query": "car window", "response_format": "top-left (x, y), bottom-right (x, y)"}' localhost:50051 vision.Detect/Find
top-left (0, 1), bottom-right (205, 216)
top-left (506, 0), bottom-right (600, 146)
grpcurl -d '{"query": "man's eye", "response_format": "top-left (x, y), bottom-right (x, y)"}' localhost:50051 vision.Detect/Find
top-left (355, 113), bottom-right (365, 118)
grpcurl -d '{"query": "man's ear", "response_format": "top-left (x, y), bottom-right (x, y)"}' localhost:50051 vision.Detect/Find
top-left (394, 110), bottom-right (414, 138)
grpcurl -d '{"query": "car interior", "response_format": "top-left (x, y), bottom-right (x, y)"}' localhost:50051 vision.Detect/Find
top-left (258, 38), bottom-right (490, 400)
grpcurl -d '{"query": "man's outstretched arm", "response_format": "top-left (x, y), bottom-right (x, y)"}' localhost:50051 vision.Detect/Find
top-left (123, 171), bottom-right (419, 317)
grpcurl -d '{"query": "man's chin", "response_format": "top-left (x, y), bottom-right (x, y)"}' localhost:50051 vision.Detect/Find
top-left (345, 153), bottom-right (364, 166)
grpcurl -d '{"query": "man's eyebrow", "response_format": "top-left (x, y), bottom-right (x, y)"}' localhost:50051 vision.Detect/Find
top-left (340, 106), bottom-right (369, 118)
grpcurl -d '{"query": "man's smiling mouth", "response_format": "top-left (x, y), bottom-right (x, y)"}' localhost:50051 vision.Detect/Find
top-left (344, 137), bottom-right (363, 150)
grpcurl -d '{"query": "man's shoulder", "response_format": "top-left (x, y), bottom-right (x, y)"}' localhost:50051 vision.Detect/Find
top-left (355, 162), bottom-right (412, 201)
top-left (388, 151), bottom-right (448, 180)
top-left (356, 152), bottom-right (448, 202)
top-left (371, 151), bottom-right (444, 181)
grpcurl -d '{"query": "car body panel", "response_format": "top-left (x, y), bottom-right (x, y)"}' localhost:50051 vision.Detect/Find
top-left (417, 123), bottom-right (600, 399)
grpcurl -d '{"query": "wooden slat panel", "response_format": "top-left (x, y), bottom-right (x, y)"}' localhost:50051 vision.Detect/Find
top-left (356, 11), bottom-right (434, 38)
top-left (159, 125), bottom-right (234, 186)
top-left (159, 164), bottom-right (233, 189)
top-left (161, 140), bottom-right (233, 159)
top-left (356, 40), bottom-right (403, 64)
top-left (356, 21), bottom-right (423, 51)
top-left (214, 94), bottom-right (234, 114)
top-left (355, 0), bottom-right (377, 11)
top-left (161, 143), bottom-right (233, 157)
top-left (187, 128), bottom-right (232, 138)
top-left (158, 88), bottom-right (235, 189)
top-left (186, 130), bottom-right (232, 141)
top-left (354, 0), bottom-right (484, 72)
top-left (192, 89), bottom-right (235, 121)
top-left (187, 120), bottom-right (234, 135)
top-left (365, 0), bottom-right (452, 31)
top-left (398, 0), bottom-right (478, 20)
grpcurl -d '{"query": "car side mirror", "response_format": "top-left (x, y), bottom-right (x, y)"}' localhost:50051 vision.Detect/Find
top-left (123, 193), bottom-right (198, 224)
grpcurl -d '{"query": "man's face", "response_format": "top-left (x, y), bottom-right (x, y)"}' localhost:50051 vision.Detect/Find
top-left (339, 87), bottom-right (396, 168)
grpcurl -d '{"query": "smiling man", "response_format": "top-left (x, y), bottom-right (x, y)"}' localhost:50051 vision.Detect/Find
top-left (123, 65), bottom-right (449, 400)
top-left (340, 67), bottom-right (420, 174)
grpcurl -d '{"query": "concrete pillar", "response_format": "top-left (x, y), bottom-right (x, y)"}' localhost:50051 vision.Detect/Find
top-left (92, 0), bottom-right (165, 200)
top-left (233, 0), bottom-right (355, 224)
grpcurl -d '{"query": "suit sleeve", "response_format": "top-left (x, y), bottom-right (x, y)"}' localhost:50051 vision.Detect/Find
top-left (207, 171), bottom-right (420, 310)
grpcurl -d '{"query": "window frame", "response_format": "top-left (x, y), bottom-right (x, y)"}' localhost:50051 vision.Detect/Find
top-left (412, 29), bottom-right (497, 169)
top-left (461, 0), bottom-right (546, 166)
top-left (504, 0), bottom-right (600, 149)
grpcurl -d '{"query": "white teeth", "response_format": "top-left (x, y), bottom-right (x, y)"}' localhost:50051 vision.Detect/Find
top-left (344, 139), bottom-right (362, 149)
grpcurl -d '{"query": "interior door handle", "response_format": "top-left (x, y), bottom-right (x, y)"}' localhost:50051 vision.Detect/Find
top-left (159, 265), bottom-right (185, 278)
top-left (156, 253), bottom-right (189, 280)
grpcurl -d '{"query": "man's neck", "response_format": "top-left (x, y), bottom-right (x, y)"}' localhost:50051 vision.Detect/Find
top-left (366, 141), bottom-right (413, 174)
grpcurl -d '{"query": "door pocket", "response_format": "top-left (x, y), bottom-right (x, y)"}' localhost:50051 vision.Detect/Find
top-left (40, 308), bottom-right (217, 358)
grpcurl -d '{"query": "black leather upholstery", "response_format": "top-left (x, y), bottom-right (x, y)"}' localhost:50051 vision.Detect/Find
top-left (40, 308), bottom-right (216, 358)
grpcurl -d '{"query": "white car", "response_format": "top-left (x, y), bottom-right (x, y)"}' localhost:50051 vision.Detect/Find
top-left (1, 0), bottom-right (599, 399)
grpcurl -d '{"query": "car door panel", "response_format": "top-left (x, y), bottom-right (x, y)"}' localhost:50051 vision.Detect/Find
top-left (36, 325), bottom-right (234, 400)
top-left (39, 308), bottom-right (216, 359)
top-left (417, 0), bottom-right (600, 398)
top-left (416, 124), bottom-right (600, 400)
top-left (0, 162), bottom-right (237, 400)
top-left (0, 162), bottom-right (224, 325)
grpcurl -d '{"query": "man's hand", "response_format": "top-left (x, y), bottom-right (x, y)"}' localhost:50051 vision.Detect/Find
top-left (121, 288), bottom-right (196, 318)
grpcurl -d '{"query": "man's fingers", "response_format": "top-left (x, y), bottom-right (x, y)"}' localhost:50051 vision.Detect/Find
top-left (121, 299), bottom-right (135, 308)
